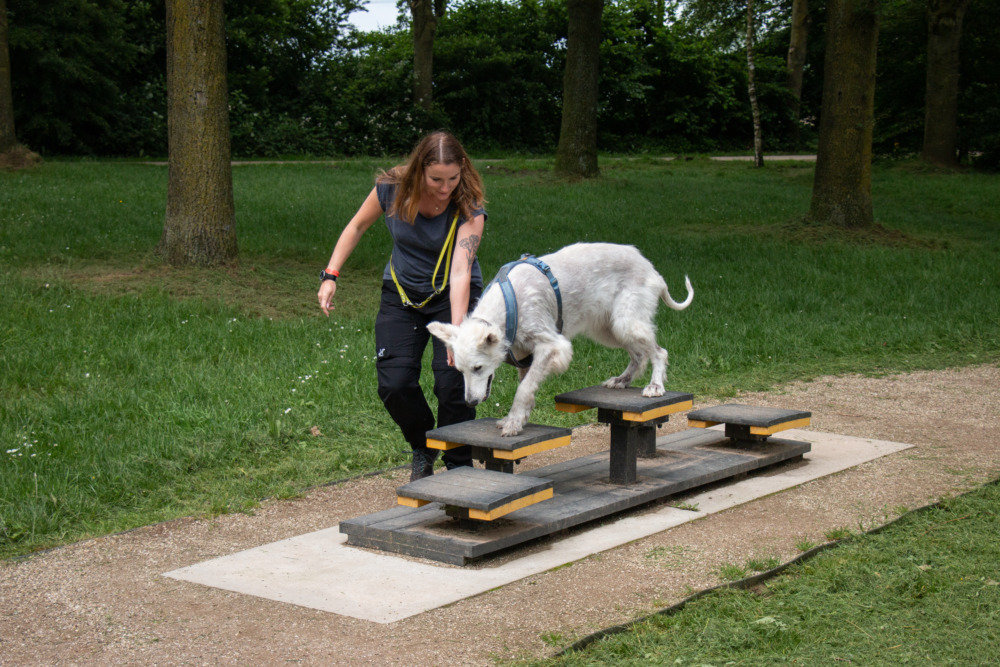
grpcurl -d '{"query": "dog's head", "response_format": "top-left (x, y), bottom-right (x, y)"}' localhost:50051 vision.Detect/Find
top-left (427, 319), bottom-right (508, 407)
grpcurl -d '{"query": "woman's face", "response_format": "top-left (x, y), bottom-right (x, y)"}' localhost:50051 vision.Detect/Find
top-left (423, 162), bottom-right (462, 203)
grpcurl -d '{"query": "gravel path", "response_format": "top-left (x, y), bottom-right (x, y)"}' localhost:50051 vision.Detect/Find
top-left (2, 365), bottom-right (998, 666)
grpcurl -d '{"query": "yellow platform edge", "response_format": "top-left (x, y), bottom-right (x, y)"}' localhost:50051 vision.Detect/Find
top-left (554, 402), bottom-right (594, 414)
top-left (468, 488), bottom-right (554, 521)
top-left (622, 399), bottom-right (693, 422)
top-left (688, 416), bottom-right (812, 435)
top-left (751, 416), bottom-right (812, 436)
top-left (491, 434), bottom-right (572, 461)
top-left (426, 438), bottom-right (462, 451)
top-left (397, 496), bottom-right (431, 508)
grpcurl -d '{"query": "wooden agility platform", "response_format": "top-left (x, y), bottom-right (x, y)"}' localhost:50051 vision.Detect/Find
top-left (426, 419), bottom-right (572, 474)
top-left (397, 467), bottom-right (554, 521)
top-left (340, 420), bottom-right (811, 565)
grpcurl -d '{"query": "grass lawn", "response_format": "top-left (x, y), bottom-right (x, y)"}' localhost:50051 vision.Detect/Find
top-left (521, 480), bottom-right (1000, 666)
top-left (1, 157), bottom-right (998, 559)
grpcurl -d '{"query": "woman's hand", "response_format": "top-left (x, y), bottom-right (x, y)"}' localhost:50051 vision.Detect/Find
top-left (318, 279), bottom-right (338, 316)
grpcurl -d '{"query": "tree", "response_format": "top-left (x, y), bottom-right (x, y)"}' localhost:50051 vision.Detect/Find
top-left (746, 0), bottom-right (763, 166)
top-left (434, 0), bottom-right (565, 151)
top-left (785, 0), bottom-right (809, 148)
top-left (921, 0), bottom-right (969, 167)
top-left (555, 0), bottom-right (603, 178)
top-left (4, 0), bottom-right (139, 155)
top-left (0, 0), bottom-right (15, 153)
top-left (410, 0), bottom-right (445, 109)
top-left (809, 0), bottom-right (880, 229)
top-left (160, 0), bottom-right (237, 267)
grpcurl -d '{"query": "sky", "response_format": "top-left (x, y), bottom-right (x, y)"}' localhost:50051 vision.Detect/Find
top-left (349, 0), bottom-right (401, 32)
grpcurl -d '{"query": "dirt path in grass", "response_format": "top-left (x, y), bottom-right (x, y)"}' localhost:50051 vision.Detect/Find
top-left (2, 365), bottom-right (998, 666)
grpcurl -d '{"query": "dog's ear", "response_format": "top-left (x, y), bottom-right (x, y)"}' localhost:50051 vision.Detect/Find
top-left (427, 321), bottom-right (458, 344)
top-left (480, 329), bottom-right (502, 348)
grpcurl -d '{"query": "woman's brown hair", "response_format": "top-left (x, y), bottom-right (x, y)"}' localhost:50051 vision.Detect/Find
top-left (377, 131), bottom-right (486, 225)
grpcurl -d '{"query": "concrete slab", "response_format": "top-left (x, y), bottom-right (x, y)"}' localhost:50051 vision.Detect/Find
top-left (163, 429), bottom-right (911, 623)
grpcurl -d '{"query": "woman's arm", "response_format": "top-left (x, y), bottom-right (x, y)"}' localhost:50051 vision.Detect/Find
top-left (318, 187), bottom-right (384, 316)
top-left (448, 212), bottom-right (485, 326)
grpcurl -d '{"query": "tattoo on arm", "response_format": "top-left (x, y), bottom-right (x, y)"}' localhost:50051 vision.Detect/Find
top-left (459, 234), bottom-right (481, 268)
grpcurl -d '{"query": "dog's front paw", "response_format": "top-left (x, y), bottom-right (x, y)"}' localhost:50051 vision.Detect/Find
top-left (642, 383), bottom-right (665, 397)
top-left (497, 414), bottom-right (526, 437)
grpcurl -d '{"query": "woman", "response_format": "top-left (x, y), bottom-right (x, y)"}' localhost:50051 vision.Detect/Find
top-left (318, 131), bottom-right (487, 481)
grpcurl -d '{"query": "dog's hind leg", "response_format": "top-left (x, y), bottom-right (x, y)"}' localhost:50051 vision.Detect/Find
top-left (602, 290), bottom-right (664, 393)
top-left (644, 345), bottom-right (668, 397)
top-left (602, 351), bottom-right (646, 390)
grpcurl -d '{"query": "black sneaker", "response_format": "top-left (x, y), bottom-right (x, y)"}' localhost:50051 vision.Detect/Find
top-left (409, 448), bottom-right (438, 481)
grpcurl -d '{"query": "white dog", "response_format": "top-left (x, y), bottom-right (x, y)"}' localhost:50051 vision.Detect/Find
top-left (428, 242), bottom-right (692, 436)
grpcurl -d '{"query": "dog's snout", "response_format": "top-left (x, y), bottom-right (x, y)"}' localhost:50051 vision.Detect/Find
top-left (463, 374), bottom-right (493, 408)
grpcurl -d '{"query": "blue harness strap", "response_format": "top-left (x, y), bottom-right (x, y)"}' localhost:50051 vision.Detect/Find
top-left (483, 254), bottom-right (563, 368)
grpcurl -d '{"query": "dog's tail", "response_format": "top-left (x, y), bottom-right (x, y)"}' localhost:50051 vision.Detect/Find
top-left (661, 275), bottom-right (694, 311)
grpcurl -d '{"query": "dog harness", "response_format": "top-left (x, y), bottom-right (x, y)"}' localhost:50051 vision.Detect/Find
top-left (484, 254), bottom-right (563, 368)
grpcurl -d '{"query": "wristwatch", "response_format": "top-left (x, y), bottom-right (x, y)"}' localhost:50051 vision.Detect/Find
top-left (319, 269), bottom-right (339, 282)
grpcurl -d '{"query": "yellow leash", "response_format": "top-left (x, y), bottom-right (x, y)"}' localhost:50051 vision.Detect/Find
top-left (389, 212), bottom-right (460, 309)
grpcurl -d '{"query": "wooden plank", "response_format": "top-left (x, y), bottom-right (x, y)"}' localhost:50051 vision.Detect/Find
top-left (554, 386), bottom-right (694, 415)
top-left (749, 416), bottom-right (812, 435)
top-left (621, 399), bottom-right (693, 422)
top-left (466, 488), bottom-right (554, 521)
top-left (426, 438), bottom-right (463, 451)
top-left (687, 404), bottom-right (811, 429)
top-left (425, 419), bottom-right (572, 453)
top-left (395, 467), bottom-right (554, 512)
top-left (397, 496), bottom-right (430, 508)
top-left (491, 434), bottom-right (572, 460)
top-left (554, 402), bottom-right (594, 414)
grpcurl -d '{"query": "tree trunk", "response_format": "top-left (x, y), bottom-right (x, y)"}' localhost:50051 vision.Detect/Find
top-left (785, 0), bottom-right (809, 149)
top-left (161, 0), bottom-right (237, 267)
top-left (809, 0), bottom-right (879, 229)
top-left (0, 0), bottom-right (17, 153)
top-left (922, 0), bottom-right (968, 168)
top-left (409, 0), bottom-right (441, 110)
top-left (555, 0), bottom-right (603, 179)
top-left (746, 0), bottom-right (764, 167)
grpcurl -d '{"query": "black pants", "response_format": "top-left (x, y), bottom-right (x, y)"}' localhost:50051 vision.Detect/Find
top-left (374, 280), bottom-right (481, 468)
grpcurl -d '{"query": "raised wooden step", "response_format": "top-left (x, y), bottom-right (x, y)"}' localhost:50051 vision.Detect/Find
top-left (554, 386), bottom-right (693, 423)
top-left (397, 467), bottom-right (554, 521)
top-left (426, 419), bottom-right (572, 473)
top-left (555, 386), bottom-right (694, 484)
top-left (688, 404), bottom-right (811, 443)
